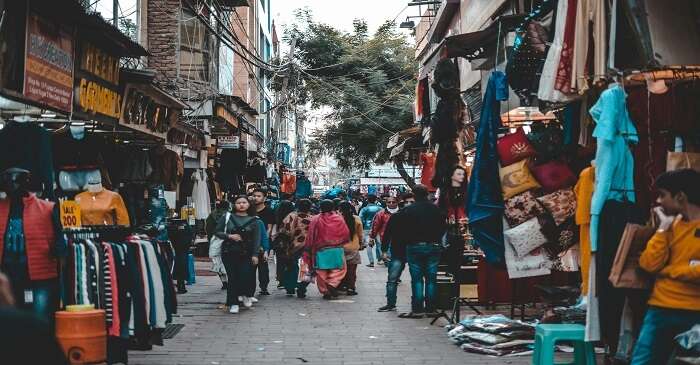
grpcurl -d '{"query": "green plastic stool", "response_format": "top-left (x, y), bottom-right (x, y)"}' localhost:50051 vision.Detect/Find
top-left (532, 324), bottom-right (596, 365)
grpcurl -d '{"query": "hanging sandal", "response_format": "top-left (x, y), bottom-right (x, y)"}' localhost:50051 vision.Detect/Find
top-left (398, 312), bottom-right (424, 319)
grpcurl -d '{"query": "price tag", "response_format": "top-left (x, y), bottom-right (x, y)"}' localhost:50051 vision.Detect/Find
top-left (60, 200), bottom-right (82, 228)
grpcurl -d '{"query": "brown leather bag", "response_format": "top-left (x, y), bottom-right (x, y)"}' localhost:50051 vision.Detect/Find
top-left (608, 223), bottom-right (656, 289)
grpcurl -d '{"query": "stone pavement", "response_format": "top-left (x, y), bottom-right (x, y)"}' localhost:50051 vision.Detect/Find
top-left (129, 259), bottom-right (535, 365)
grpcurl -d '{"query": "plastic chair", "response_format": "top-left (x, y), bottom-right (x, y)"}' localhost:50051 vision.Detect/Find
top-left (532, 324), bottom-right (596, 365)
top-left (186, 253), bottom-right (196, 285)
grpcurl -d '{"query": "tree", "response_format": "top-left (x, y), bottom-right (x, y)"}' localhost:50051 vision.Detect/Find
top-left (279, 9), bottom-right (417, 176)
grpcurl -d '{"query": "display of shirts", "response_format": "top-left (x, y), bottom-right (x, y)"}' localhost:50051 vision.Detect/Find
top-left (574, 166), bottom-right (595, 295)
top-left (149, 147), bottom-right (183, 191)
top-left (75, 189), bottom-right (131, 226)
top-left (571, 0), bottom-right (606, 92)
top-left (281, 173), bottom-right (297, 194)
top-left (589, 84), bottom-right (638, 251)
top-left (420, 152), bottom-right (437, 191)
top-left (538, 0), bottom-right (574, 103)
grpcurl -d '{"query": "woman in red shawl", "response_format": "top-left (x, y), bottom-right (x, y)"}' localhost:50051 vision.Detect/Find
top-left (303, 200), bottom-right (349, 299)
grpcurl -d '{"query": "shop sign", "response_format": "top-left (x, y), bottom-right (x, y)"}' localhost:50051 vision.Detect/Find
top-left (119, 84), bottom-right (174, 139)
top-left (23, 12), bottom-right (74, 113)
top-left (59, 200), bottom-right (82, 228)
top-left (218, 135), bottom-right (240, 149)
top-left (215, 105), bottom-right (239, 129)
top-left (73, 41), bottom-right (122, 121)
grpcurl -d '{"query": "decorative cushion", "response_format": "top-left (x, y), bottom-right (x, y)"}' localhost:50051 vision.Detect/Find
top-left (531, 160), bottom-right (576, 193)
top-left (504, 191), bottom-right (545, 227)
top-left (537, 188), bottom-right (577, 225)
top-left (540, 216), bottom-right (579, 257)
top-left (497, 128), bottom-right (537, 166)
top-left (503, 217), bottom-right (548, 258)
top-left (499, 159), bottom-right (541, 199)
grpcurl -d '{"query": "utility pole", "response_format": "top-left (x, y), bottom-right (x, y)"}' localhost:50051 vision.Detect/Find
top-left (274, 38), bottom-right (296, 166)
top-left (113, 0), bottom-right (119, 26)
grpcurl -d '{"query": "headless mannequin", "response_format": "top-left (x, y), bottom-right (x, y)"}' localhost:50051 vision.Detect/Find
top-left (0, 168), bottom-right (62, 321)
top-left (69, 123), bottom-right (86, 140)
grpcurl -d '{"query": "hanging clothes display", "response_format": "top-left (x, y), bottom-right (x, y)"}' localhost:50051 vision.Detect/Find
top-left (574, 166), bottom-right (594, 295)
top-left (0, 122), bottom-right (55, 198)
top-left (280, 172), bottom-right (297, 194)
top-left (538, 0), bottom-right (575, 103)
top-left (571, 0), bottom-right (606, 92)
top-left (75, 189), bottom-right (131, 226)
top-left (466, 72), bottom-right (505, 264)
top-left (295, 175), bottom-right (312, 198)
top-left (149, 146), bottom-right (183, 191)
top-left (420, 152), bottom-right (437, 191)
top-left (218, 149), bottom-right (245, 194)
top-left (191, 169), bottom-right (211, 220)
top-left (52, 126), bottom-right (112, 191)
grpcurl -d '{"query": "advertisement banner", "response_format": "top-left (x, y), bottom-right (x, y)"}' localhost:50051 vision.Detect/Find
top-left (23, 12), bottom-right (74, 113)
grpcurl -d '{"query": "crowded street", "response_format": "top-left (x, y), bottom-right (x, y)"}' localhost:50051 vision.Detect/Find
top-left (1, 0), bottom-right (700, 364)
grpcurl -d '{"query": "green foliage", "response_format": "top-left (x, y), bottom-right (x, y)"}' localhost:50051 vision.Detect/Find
top-left (281, 8), bottom-right (416, 171)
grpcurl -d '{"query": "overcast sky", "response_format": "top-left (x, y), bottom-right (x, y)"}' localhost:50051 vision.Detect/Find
top-left (273, 0), bottom-right (412, 35)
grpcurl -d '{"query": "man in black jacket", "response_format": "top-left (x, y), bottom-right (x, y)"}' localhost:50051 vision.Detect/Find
top-left (392, 185), bottom-right (447, 318)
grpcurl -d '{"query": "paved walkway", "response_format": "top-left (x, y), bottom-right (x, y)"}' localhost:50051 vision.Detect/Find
top-left (130, 259), bottom-right (534, 365)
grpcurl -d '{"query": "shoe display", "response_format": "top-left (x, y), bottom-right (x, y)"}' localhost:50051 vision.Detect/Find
top-left (229, 305), bottom-right (239, 314)
top-left (242, 296), bottom-right (253, 308)
top-left (377, 305), bottom-right (396, 312)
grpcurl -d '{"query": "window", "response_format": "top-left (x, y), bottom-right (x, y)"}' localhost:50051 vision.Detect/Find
top-left (218, 42), bottom-right (234, 95)
top-left (179, 9), bottom-right (211, 83)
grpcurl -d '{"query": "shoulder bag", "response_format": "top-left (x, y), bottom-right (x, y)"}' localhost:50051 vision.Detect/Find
top-left (315, 246), bottom-right (345, 270)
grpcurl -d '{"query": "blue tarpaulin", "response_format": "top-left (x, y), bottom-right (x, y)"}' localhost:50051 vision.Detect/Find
top-left (466, 71), bottom-right (506, 264)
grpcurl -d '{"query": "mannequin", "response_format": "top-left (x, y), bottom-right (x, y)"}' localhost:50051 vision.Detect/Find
top-left (0, 168), bottom-right (64, 321)
top-left (75, 178), bottom-right (130, 226)
top-left (69, 123), bottom-right (85, 140)
top-left (54, 123), bottom-right (106, 192)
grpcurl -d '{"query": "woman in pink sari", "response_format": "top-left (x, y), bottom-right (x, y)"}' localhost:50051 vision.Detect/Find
top-left (303, 200), bottom-right (350, 299)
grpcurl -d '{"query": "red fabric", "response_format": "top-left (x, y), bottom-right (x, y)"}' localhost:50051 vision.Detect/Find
top-left (315, 262), bottom-right (347, 294)
top-left (531, 160), bottom-right (576, 193)
top-left (497, 128), bottom-right (537, 166)
top-left (281, 173), bottom-right (297, 194)
top-left (103, 243), bottom-right (121, 337)
top-left (420, 152), bottom-right (437, 191)
top-left (554, 0), bottom-right (577, 93)
top-left (370, 209), bottom-right (392, 241)
top-left (303, 212), bottom-right (350, 267)
top-left (0, 194), bottom-right (58, 280)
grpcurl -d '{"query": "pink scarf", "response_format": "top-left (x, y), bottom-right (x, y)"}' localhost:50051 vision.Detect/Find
top-left (304, 212), bottom-right (350, 266)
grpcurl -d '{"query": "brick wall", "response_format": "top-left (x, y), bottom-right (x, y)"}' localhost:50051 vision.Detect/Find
top-left (147, 0), bottom-right (179, 92)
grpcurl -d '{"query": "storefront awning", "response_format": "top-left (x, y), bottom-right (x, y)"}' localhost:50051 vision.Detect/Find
top-left (443, 14), bottom-right (526, 60)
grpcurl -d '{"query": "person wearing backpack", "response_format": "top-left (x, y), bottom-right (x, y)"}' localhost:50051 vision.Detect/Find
top-left (215, 195), bottom-right (261, 314)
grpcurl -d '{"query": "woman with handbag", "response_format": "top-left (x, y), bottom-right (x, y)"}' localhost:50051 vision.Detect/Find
top-left (215, 196), bottom-right (261, 314)
top-left (279, 199), bottom-right (314, 297)
top-left (303, 200), bottom-right (350, 300)
top-left (338, 201), bottom-right (363, 296)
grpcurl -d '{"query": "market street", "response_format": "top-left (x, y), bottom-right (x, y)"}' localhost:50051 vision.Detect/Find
top-left (130, 260), bottom-right (531, 365)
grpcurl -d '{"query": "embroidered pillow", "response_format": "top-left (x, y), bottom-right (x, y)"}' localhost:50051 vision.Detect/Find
top-left (497, 128), bottom-right (537, 166)
top-left (500, 159), bottom-right (541, 199)
top-left (503, 217), bottom-right (548, 257)
top-left (504, 191), bottom-right (545, 227)
top-left (537, 189), bottom-right (577, 225)
top-left (531, 160), bottom-right (576, 193)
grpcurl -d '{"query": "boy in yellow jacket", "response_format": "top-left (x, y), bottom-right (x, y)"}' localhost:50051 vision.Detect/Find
top-left (632, 169), bottom-right (700, 365)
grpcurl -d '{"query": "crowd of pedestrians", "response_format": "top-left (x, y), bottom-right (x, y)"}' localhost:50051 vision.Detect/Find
top-left (205, 184), bottom-right (448, 317)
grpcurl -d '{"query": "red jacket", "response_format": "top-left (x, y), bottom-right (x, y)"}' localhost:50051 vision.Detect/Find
top-left (370, 209), bottom-right (393, 242)
top-left (0, 194), bottom-right (58, 280)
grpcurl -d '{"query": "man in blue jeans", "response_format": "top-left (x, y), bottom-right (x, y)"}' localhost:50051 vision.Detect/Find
top-left (391, 185), bottom-right (446, 319)
top-left (359, 195), bottom-right (383, 267)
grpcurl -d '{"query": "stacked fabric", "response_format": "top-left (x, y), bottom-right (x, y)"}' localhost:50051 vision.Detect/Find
top-left (446, 314), bottom-right (536, 356)
top-left (496, 126), bottom-right (580, 278)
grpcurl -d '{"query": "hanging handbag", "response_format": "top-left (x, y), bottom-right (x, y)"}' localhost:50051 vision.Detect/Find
top-left (666, 151), bottom-right (700, 173)
top-left (314, 246), bottom-right (345, 270)
top-left (608, 223), bottom-right (656, 289)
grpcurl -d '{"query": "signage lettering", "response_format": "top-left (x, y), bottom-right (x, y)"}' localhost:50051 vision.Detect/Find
top-left (60, 200), bottom-right (82, 228)
top-left (80, 43), bottom-right (119, 84)
top-left (23, 12), bottom-right (74, 112)
top-left (77, 78), bottom-right (122, 118)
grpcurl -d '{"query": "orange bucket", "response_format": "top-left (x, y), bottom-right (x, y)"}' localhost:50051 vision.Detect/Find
top-left (55, 309), bottom-right (107, 364)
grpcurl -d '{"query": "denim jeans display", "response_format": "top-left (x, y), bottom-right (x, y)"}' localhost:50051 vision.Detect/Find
top-left (405, 243), bottom-right (441, 313)
top-left (385, 257), bottom-right (405, 307)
